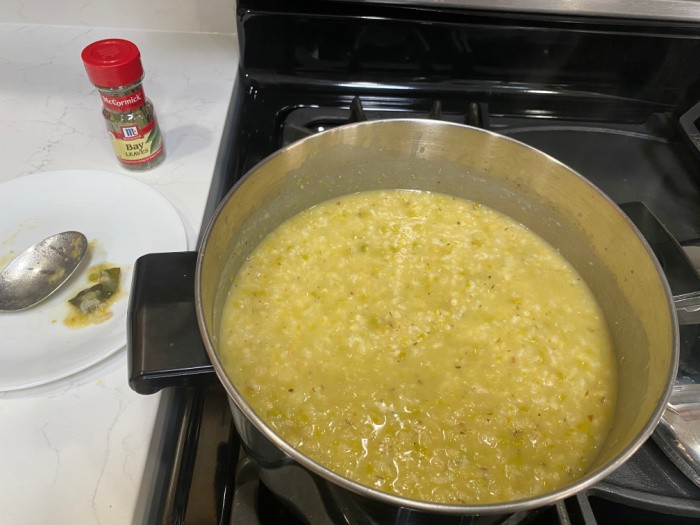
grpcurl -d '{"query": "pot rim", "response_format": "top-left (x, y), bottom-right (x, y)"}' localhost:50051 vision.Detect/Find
top-left (194, 118), bottom-right (679, 514)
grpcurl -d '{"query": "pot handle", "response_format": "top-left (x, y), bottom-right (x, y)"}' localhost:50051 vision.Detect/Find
top-left (654, 312), bottom-right (700, 489)
top-left (127, 251), bottom-right (216, 395)
top-left (654, 292), bottom-right (700, 488)
top-left (675, 291), bottom-right (700, 326)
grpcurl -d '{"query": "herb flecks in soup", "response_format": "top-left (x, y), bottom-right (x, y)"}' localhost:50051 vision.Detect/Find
top-left (220, 190), bottom-right (616, 504)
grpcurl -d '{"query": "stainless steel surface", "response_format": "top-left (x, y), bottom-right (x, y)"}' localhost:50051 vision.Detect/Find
top-left (675, 292), bottom-right (700, 325)
top-left (0, 231), bottom-right (88, 312)
top-left (655, 348), bottom-right (700, 490)
top-left (195, 119), bottom-right (679, 514)
top-left (326, 0), bottom-right (700, 23)
top-left (654, 292), bottom-right (700, 489)
top-left (656, 384), bottom-right (700, 488)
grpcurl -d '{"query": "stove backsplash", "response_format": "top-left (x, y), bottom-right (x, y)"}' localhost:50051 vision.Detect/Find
top-left (238, 0), bottom-right (700, 119)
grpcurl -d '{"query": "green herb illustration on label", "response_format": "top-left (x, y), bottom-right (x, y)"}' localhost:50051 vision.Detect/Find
top-left (108, 111), bottom-right (164, 167)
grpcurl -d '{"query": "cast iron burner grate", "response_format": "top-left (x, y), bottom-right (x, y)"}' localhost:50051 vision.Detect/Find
top-left (282, 96), bottom-right (488, 146)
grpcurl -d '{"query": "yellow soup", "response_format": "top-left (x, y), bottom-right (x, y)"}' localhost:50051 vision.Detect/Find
top-left (219, 189), bottom-right (616, 504)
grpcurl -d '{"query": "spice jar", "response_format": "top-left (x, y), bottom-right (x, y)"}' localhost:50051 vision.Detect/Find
top-left (81, 39), bottom-right (165, 171)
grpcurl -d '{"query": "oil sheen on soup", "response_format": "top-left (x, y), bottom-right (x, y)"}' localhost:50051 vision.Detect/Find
top-left (219, 189), bottom-right (616, 504)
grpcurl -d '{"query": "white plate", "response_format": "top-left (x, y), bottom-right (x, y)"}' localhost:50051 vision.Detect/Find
top-left (0, 170), bottom-right (188, 391)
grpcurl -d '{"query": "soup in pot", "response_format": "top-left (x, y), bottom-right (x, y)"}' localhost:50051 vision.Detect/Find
top-left (219, 189), bottom-right (616, 504)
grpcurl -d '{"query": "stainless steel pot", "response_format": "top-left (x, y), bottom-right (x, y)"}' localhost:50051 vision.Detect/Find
top-left (195, 119), bottom-right (678, 515)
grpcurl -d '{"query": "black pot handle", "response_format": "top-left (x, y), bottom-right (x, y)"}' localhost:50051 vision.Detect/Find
top-left (127, 251), bottom-right (216, 394)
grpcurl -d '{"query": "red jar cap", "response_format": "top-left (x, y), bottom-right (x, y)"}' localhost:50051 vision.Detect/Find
top-left (81, 39), bottom-right (144, 88)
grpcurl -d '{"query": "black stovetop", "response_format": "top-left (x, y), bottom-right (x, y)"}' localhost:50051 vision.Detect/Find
top-left (129, 2), bottom-right (700, 523)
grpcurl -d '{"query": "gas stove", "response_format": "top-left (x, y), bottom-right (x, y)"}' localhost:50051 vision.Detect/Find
top-left (129, 1), bottom-right (700, 523)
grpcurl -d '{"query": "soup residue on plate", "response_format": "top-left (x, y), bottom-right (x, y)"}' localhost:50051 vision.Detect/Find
top-left (219, 189), bottom-right (616, 504)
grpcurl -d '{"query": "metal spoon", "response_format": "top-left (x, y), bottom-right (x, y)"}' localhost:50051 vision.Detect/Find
top-left (0, 231), bottom-right (88, 312)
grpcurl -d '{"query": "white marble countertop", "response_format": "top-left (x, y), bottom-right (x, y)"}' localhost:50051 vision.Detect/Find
top-left (0, 23), bottom-right (238, 524)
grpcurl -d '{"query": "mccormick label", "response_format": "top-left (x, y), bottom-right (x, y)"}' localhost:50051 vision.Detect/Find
top-left (108, 118), bottom-right (164, 166)
top-left (100, 87), bottom-right (146, 112)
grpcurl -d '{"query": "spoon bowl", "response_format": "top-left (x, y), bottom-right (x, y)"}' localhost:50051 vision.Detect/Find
top-left (0, 231), bottom-right (88, 312)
